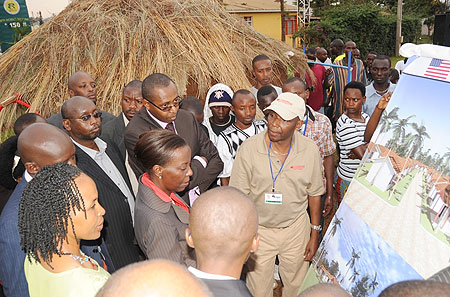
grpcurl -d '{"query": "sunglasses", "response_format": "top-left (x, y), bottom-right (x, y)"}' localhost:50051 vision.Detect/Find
top-left (68, 111), bottom-right (102, 122)
top-left (147, 96), bottom-right (182, 112)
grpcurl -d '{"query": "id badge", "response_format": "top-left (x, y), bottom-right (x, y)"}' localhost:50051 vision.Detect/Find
top-left (265, 191), bottom-right (283, 205)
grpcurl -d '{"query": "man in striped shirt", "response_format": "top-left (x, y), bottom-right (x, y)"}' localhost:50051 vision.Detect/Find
top-left (335, 81), bottom-right (369, 203)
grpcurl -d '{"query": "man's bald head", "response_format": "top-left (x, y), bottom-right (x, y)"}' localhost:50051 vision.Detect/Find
top-left (17, 123), bottom-right (76, 176)
top-left (61, 96), bottom-right (95, 119)
top-left (68, 72), bottom-right (97, 103)
top-left (188, 187), bottom-right (258, 261)
top-left (299, 283), bottom-right (351, 297)
top-left (379, 280), bottom-right (450, 297)
top-left (96, 260), bottom-right (211, 297)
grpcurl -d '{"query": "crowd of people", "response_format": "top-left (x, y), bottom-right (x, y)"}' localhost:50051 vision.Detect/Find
top-left (0, 37), bottom-right (449, 297)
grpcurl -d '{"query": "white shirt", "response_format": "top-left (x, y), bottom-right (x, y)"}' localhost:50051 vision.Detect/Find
top-left (24, 170), bottom-right (32, 182)
top-left (122, 113), bottom-right (139, 196)
top-left (73, 137), bottom-right (136, 224)
top-left (316, 57), bottom-right (332, 70)
top-left (188, 267), bottom-right (236, 280)
top-left (251, 84), bottom-right (282, 98)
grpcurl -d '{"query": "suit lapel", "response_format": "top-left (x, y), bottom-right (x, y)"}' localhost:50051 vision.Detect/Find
top-left (105, 144), bottom-right (133, 194)
top-left (75, 146), bottom-right (121, 191)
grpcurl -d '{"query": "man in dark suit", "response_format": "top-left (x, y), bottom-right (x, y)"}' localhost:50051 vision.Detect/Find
top-left (101, 80), bottom-right (144, 158)
top-left (48, 71), bottom-right (114, 130)
top-left (186, 187), bottom-right (259, 297)
top-left (101, 80), bottom-right (144, 195)
top-left (62, 96), bottom-right (141, 269)
top-left (124, 73), bottom-right (223, 204)
top-left (0, 123), bottom-right (113, 297)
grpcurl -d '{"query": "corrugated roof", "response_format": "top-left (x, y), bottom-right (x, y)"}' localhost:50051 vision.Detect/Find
top-left (223, 0), bottom-right (297, 12)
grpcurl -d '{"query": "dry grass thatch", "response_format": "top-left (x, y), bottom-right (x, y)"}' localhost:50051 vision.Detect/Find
top-left (0, 0), bottom-right (309, 132)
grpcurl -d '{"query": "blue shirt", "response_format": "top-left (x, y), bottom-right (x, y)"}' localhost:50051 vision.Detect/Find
top-left (363, 83), bottom-right (396, 117)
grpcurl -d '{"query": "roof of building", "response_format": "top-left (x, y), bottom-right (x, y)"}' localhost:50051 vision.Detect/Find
top-left (223, 0), bottom-right (297, 12)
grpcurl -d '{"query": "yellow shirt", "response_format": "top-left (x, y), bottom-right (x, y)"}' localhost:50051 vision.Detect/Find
top-left (24, 256), bottom-right (110, 297)
top-left (230, 131), bottom-right (324, 228)
top-left (334, 53), bottom-right (345, 62)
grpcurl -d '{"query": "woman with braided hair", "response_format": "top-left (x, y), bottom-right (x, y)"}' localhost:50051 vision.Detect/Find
top-left (18, 163), bottom-right (110, 297)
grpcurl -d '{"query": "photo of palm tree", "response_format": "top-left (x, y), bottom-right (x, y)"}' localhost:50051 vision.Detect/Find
top-left (313, 202), bottom-right (422, 297)
top-left (340, 58), bottom-right (450, 279)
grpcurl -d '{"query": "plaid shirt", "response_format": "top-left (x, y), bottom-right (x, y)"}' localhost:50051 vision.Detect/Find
top-left (300, 107), bottom-right (336, 187)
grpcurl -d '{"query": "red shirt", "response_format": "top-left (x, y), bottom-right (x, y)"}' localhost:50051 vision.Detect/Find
top-left (141, 173), bottom-right (190, 213)
top-left (305, 64), bottom-right (327, 111)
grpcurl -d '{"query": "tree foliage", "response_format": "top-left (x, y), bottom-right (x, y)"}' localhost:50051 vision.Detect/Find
top-left (294, 3), bottom-right (421, 56)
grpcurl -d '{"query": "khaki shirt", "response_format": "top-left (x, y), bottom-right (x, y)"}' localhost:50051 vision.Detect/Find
top-left (230, 131), bottom-right (325, 228)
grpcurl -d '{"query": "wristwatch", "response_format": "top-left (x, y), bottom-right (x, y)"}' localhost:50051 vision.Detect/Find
top-left (311, 224), bottom-right (322, 232)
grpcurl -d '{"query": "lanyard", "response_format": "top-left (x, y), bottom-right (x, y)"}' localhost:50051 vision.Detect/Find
top-left (268, 139), bottom-right (293, 192)
top-left (302, 112), bottom-right (309, 136)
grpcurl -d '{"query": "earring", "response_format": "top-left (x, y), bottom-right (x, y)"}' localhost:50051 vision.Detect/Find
top-left (158, 175), bottom-right (162, 179)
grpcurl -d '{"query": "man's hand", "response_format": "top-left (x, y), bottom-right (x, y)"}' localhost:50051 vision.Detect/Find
top-left (376, 92), bottom-right (392, 111)
top-left (323, 195), bottom-right (332, 217)
top-left (325, 68), bottom-right (333, 77)
top-left (304, 233), bottom-right (319, 261)
top-left (347, 151), bottom-right (358, 159)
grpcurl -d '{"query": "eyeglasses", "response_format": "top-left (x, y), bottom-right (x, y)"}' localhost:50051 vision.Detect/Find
top-left (68, 111), bottom-right (102, 121)
top-left (147, 96), bottom-right (182, 112)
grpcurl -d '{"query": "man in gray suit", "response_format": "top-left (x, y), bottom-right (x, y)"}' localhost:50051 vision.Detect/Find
top-left (48, 71), bottom-right (114, 130)
top-left (186, 187), bottom-right (259, 297)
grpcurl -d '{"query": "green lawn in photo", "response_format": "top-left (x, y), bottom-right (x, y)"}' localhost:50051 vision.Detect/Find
top-left (356, 163), bottom-right (418, 206)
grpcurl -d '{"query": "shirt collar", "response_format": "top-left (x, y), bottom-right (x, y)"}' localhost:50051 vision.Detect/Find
top-left (146, 108), bottom-right (169, 129)
top-left (188, 267), bottom-right (236, 280)
top-left (72, 137), bottom-right (107, 159)
top-left (122, 112), bottom-right (130, 126)
top-left (24, 170), bottom-right (33, 182)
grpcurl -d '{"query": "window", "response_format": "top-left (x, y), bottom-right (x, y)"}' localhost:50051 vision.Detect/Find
top-left (243, 16), bottom-right (253, 27)
top-left (284, 15), bottom-right (297, 35)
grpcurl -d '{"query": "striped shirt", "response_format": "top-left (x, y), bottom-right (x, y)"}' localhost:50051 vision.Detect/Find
top-left (216, 121), bottom-right (266, 178)
top-left (336, 113), bottom-right (370, 181)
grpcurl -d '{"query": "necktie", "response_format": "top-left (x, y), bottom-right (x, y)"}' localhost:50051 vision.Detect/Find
top-left (165, 122), bottom-right (175, 132)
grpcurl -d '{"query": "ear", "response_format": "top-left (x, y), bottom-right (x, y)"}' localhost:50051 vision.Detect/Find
top-left (143, 99), bottom-right (151, 111)
top-left (24, 162), bottom-right (40, 176)
top-left (295, 119), bottom-right (304, 131)
top-left (153, 164), bottom-right (163, 178)
top-left (230, 105), bottom-right (235, 113)
top-left (250, 233), bottom-right (260, 253)
top-left (62, 119), bottom-right (71, 132)
top-left (362, 96), bottom-right (367, 103)
top-left (185, 228), bottom-right (195, 248)
top-left (68, 89), bottom-right (75, 97)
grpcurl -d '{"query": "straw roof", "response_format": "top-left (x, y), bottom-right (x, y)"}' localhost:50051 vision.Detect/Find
top-left (0, 0), bottom-right (309, 131)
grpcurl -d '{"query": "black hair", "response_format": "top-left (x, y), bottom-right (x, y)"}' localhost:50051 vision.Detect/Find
top-left (232, 89), bottom-right (254, 105)
top-left (331, 39), bottom-right (344, 48)
top-left (373, 55), bottom-right (391, 67)
top-left (367, 51), bottom-right (378, 56)
top-left (124, 80), bottom-right (143, 91)
top-left (179, 96), bottom-right (203, 115)
top-left (134, 129), bottom-right (187, 172)
top-left (18, 163), bottom-right (86, 267)
top-left (13, 113), bottom-right (42, 136)
top-left (306, 48), bottom-right (316, 55)
top-left (142, 73), bottom-right (175, 101)
top-left (379, 280), bottom-right (450, 297)
top-left (257, 85), bottom-right (277, 103)
top-left (252, 54), bottom-right (271, 68)
top-left (343, 81), bottom-right (366, 97)
top-left (283, 77), bottom-right (314, 92)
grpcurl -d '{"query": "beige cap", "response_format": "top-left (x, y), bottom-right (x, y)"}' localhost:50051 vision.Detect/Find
top-left (264, 92), bottom-right (306, 121)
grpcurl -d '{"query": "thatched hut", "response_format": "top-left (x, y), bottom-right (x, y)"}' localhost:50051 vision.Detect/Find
top-left (0, 0), bottom-right (309, 131)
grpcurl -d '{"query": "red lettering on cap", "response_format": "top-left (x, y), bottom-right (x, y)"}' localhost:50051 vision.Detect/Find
top-left (277, 99), bottom-right (293, 106)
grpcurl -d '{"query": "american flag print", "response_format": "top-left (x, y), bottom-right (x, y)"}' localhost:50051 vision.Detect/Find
top-left (424, 58), bottom-right (450, 80)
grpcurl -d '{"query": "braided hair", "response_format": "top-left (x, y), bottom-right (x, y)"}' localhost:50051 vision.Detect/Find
top-left (18, 163), bottom-right (86, 266)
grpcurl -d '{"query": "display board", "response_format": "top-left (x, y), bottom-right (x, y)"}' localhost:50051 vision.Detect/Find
top-left (302, 51), bottom-right (450, 296)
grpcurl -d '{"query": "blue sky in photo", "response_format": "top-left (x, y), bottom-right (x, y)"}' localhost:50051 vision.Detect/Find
top-left (372, 64), bottom-right (450, 157)
top-left (321, 202), bottom-right (422, 297)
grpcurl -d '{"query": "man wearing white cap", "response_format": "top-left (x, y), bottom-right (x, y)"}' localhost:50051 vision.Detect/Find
top-left (230, 93), bottom-right (324, 297)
